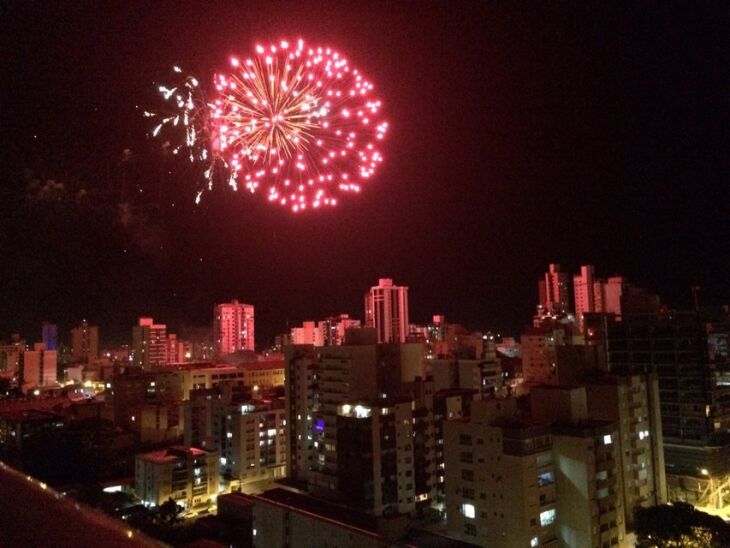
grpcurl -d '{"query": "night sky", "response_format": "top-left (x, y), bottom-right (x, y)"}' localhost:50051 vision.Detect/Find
top-left (2, 2), bottom-right (727, 346)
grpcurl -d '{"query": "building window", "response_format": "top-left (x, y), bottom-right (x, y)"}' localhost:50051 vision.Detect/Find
top-left (537, 471), bottom-right (554, 486)
top-left (603, 434), bottom-right (612, 445)
top-left (461, 469), bottom-right (474, 481)
top-left (460, 451), bottom-right (473, 464)
top-left (462, 487), bottom-right (475, 499)
top-left (463, 523), bottom-right (477, 536)
top-left (539, 508), bottom-right (556, 527)
top-left (531, 536), bottom-right (539, 547)
top-left (462, 503), bottom-right (476, 519)
top-left (459, 434), bottom-right (472, 446)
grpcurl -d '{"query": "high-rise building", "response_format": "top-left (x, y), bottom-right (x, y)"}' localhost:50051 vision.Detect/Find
top-left (428, 357), bottom-right (502, 395)
top-left (41, 322), bottom-right (58, 351)
top-left (604, 276), bottom-right (627, 316)
top-left (165, 333), bottom-right (186, 364)
top-left (538, 264), bottom-right (571, 316)
top-left (174, 362), bottom-right (285, 399)
top-left (290, 321), bottom-right (324, 346)
top-left (184, 385), bottom-right (286, 489)
top-left (586, 308), bottom-right (730, 505)
top-left (582, 374), bottom-right (668, 526)
top-left (71, 320), bottom-right (99, 363)
top-left (573, 265), bottom-right (597, 332)
top-left (520, 326), bottom-right (566, 385)
top-left (364, 278), bottom-right (409, 344)
top-left (444, 398), bottom-right (558, 547)
top-left (291, 315), bottom-right (363, 347)
top-left (22, 343), bottom-right (57, 389)
top-left (214, 300), bottom-right (255, 355)
top-left (132, 317), bottom-right (167, 369)
top-left (109, 368), bottom-right (183, 428)
top-left (0, 338), bottom-right (23, 377)
top-left (284, 345), bottom-right (319, 485)
top-left (320, 314), bottom-right (362, 346)
top-left (573, 266), bottom-right (631, 332)
top-left (446, 391), bottom-right (631, 547)
top-left (284, 336), bottom-right (433, 516)
top-left (335, 399), bottom-right (416, 516)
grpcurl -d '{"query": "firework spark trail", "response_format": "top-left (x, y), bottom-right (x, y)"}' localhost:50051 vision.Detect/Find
top-left (146, 67), bottom-right (223, 203)
top-left (149, 39), bottom-right (388, 212)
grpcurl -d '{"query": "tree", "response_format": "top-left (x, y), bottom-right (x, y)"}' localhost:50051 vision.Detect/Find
top-left (157, 497), bottom-right (184, 526)
top-left (635, 503), bottom-right (730, 547)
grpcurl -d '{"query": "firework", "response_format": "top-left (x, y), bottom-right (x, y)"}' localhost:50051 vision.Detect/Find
top-left (146, 67), bottom-right (221, 203)
top-left (149, 39), bottom-right (387, 211)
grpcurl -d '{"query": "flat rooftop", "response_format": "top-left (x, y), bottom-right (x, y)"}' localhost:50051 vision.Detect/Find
top-left (248, 488), bottom-right (378, 535)
top-left (138, 445), bottom-right (209, 464)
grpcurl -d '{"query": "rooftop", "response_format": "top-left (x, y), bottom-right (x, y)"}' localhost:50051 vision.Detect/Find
top-left (138, 445), bottom-right (209, 464)
top-left (247, 488), bottom-right (378, 535)
top-left (552, 419), bottom-right (616, 438)
top-left (0, 462), bottom-right (159, 547)
top-left (0, 408), bottom-right (64, 424)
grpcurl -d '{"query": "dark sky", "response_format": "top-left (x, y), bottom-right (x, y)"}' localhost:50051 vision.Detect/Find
top-left (1, 2), bottom-right (728, 346)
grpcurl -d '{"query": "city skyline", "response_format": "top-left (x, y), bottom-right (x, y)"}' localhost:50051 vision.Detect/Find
top-left (0, 262), bottom-right (722, 349)
top-left (2, 3), bottom-right (727, 345)
top-left (1, 3), bottom-right (728, 546)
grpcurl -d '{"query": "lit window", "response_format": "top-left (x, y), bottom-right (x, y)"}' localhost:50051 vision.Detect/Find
top-left (537, 471), bottom-right (554, 486)
top-left (531, 537), bottom-right (539, 547)
top-left (462, 503), bottom-right (476, 519)
top-left (603, 434), bottom-right (612, 445)
top-left (539, 508), bottom-right (556, 527)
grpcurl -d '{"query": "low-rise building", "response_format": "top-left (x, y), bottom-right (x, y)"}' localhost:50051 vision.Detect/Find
top-left (176, 362), bottom-right (284, 399)
top-left (247, 488), bottom-right (411, 548)
top-left (135, 446), bottom-right (219, 509)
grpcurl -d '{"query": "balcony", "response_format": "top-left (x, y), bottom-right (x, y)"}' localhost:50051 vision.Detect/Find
top-left (634, 481), bottom-right (650, 499)
top-left (596, 475), bottom-right (617, 491)
top-left (629, 405), bottom-right (644, 420)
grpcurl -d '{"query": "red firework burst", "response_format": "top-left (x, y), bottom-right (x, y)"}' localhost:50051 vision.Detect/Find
top-left (212, 39), bottom-right (388, 212)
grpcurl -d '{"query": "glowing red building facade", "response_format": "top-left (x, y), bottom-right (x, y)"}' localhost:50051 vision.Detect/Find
top-left (364, 278), bottom-right (409, 344)
top-left (214, 300), bottom-right (255, 356)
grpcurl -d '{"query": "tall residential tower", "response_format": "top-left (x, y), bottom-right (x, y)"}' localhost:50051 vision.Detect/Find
top-left (214, 300), bottom-right (255, 355)
top-left (364, 278), bottom-right (409, 344)
top-left (71, 320), bottom-right (99, 363)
